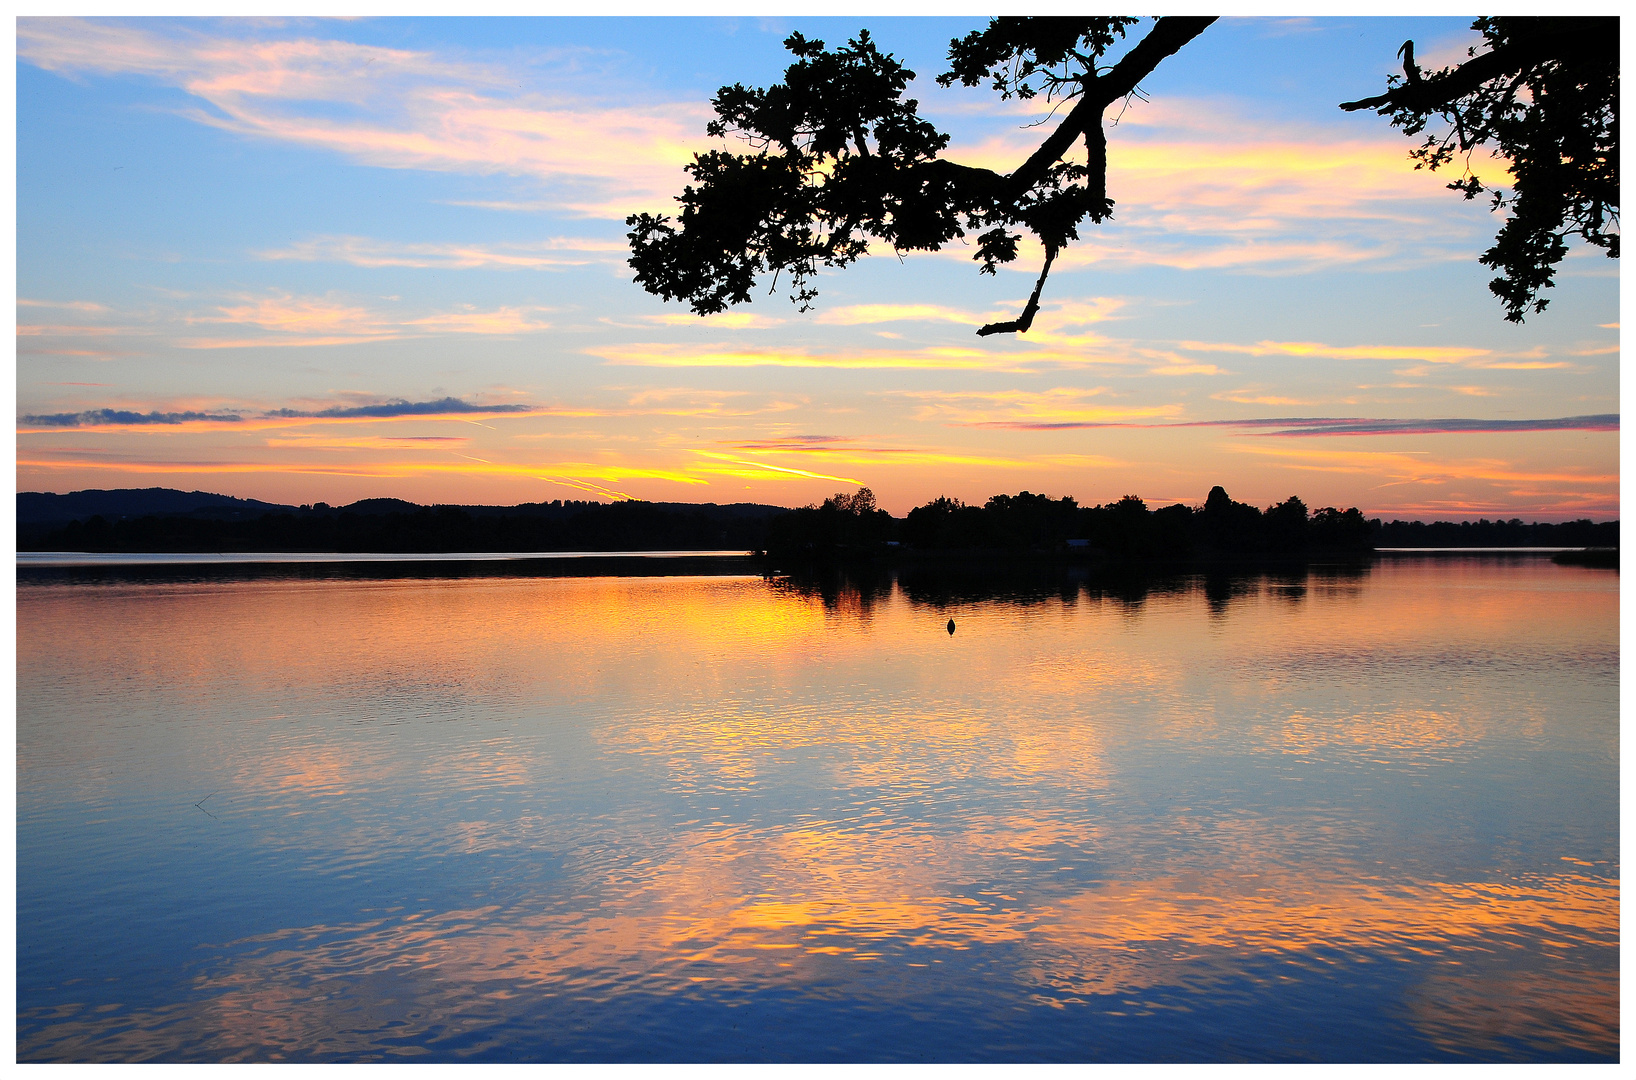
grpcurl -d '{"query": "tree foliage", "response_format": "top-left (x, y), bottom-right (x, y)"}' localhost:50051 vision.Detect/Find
top-left (1341, 16), bottom-right (1618, 321)
top-left (630, 17), bottom-right (1616, 332)
top-left (629, 17), bottom-right (1212, 335)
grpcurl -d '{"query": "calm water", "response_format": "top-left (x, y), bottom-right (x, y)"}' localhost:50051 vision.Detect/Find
top-left (16, 557), bottom-right (1618, 1061)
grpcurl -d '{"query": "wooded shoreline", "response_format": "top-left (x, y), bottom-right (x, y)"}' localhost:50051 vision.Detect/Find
top-left (17, 486), bottom-right (1618, 559)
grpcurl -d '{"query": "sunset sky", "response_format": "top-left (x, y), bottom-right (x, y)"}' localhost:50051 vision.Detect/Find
top-left (15, 16), bottom-right (1620, 519)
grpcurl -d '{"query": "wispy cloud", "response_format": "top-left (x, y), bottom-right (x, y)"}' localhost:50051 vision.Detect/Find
top-left (257, 234), bottom-right (627, 270)
top-left (1177, 339), bottom-right (1493, 364)
top-left (638, 312), bottom-right (787, 330)
top-left (720, 435), bottom-right (856, 453)
top-left (18, 298), bottom-right (109, 312)
top-left (266, 397), bottom-right (538, 420)
top-left (1229, 441), bottom-right (1617, 491)
top-left (814, 303), bottom-right (1000, 327)
top-left (17, 323), bottom-right (145, 338)
top-left (892, 388), bottom-right (1183, 428)
top-left (946, 95), bottom-right (1496, 274)
top-left (927, 412), bottom-right (1619, 437)
top-left (17, 18), bottom-right (715, 216)
top-left (262, 434), bottom-right (472, 450)
top-left (181, 292), bottom-right (551, 348)
top-left (1197, 415), bottom-right (1619, 437)
top-left (20, 396), bottom-right (540, 430)
top-left (18, 388), bottom-right (809, 434)
top-left (19, 408), bottom-right (248, 428)
top-left (589, 342), bottom-right (1048, 373)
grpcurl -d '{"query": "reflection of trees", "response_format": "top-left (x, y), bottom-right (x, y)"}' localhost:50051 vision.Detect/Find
top-left (768, 565), bottom-right (895, 619)
top-left (767, 560), bottom-right (1375, 619)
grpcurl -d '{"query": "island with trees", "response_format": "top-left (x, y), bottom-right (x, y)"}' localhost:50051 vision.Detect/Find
top-left (756, 486), bottom-right (1615, 564)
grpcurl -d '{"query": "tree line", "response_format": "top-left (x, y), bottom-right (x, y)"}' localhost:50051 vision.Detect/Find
top-left (24, 500), bottom-right (783, 554)
top-left (760, 486), bottom-right (1616, 561)
top-left (20, 486), bottom-right (1616, 558)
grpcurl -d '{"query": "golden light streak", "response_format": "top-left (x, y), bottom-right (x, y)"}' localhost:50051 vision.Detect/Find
top-left (688, 451), bottom-right (863, 486)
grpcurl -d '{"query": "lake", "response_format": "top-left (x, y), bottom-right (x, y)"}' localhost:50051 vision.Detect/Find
top-left (15, 555), bottom-right (1619, 1062)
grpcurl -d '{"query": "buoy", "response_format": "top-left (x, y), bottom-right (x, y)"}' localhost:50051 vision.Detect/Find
top-left (947, 619), bottom-right (956, 635)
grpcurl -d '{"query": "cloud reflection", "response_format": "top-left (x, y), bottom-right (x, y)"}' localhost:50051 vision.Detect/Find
top-left (17, 564), bottom-right (1618, 1060)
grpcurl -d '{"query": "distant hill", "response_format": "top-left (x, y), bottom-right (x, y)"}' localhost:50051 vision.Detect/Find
top-left (16, 487), bottom-right (795, 553)
top-left (17, 487), bottom-right (298, 526)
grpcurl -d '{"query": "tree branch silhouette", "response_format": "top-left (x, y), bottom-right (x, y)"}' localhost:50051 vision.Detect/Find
top-left (627, 17), bottom-right (1212, 336)
top-left (629, 16), bottom-right (1615, 333)
top-left (1340, 16), bottom-right (1618, 321)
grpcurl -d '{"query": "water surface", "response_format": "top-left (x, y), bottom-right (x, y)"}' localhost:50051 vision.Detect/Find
top-left (16, 557), bottom-right (1618, 1061)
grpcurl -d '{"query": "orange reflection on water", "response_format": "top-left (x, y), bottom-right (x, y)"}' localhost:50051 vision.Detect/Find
top-left (16, 559), bottom-right (1618, 1060)
top-left (125, 863), bottom-right (1611, 1060)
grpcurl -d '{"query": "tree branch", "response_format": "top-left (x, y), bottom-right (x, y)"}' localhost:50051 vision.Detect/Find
top-left (976, 243), bottom-right (1058, 336)
top-left (1340, 42), bottom-right (1531, 114)
top-left (1086, 123), bottom-right (1107, 217)
top-left (1339, 19), bottom-right (1613, 115)
top-left (1004, 16), bottom-right (1215, 198)
top-left (968, 18), bottom-right (1212, 334)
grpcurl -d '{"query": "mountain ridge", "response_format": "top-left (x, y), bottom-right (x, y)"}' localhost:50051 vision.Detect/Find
top-left (17, 486), bottom-right (790, 526)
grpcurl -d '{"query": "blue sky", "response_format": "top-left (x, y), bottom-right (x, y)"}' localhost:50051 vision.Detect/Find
top-left (15, 16), bottom-right (1619, 517)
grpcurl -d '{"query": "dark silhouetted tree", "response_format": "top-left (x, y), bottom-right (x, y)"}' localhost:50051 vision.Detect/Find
top-left (1341, 17), bottom-right (1618, 321)
top-left (1264, 495), bottom-right (1310, 552)
top-left (763, 486), bottom-right (895, 556)
top-left (631, 17), bottom-right (1616, 332)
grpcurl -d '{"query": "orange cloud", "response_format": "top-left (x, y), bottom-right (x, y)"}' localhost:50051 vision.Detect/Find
top-left (177, 293), bottom-right (552, 348)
